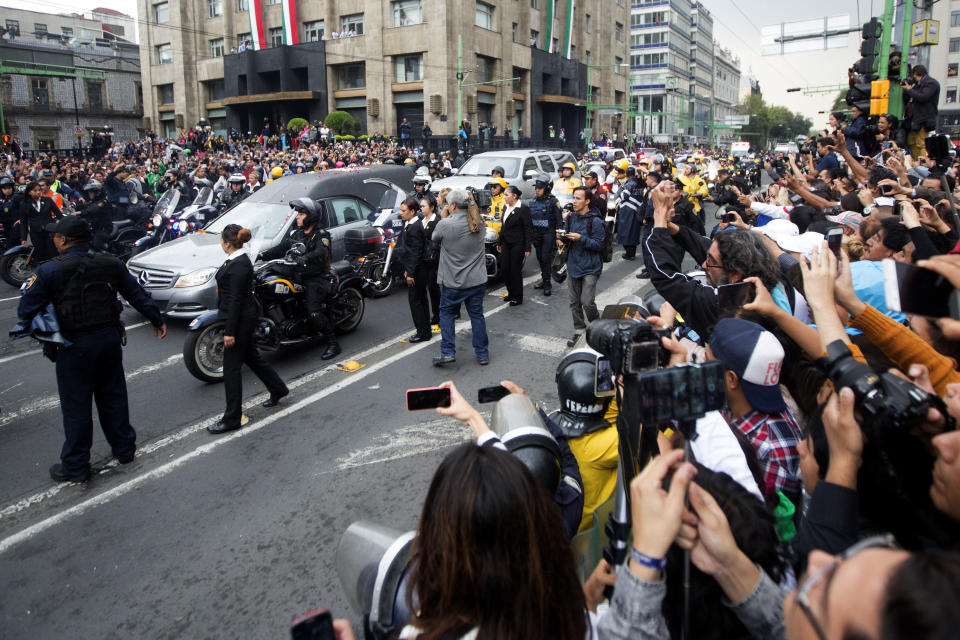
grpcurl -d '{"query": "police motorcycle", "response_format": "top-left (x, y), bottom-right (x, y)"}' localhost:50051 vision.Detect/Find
top-left (174, 183), bottom-right (219, 230)
top-left (131, 188), bottom-right (183, 256)
top-left (182, 239), bottom-right (371, 383)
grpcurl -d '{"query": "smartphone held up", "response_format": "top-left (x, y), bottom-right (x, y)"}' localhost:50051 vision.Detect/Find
top-left (406, 387), bottom-right (452, 411)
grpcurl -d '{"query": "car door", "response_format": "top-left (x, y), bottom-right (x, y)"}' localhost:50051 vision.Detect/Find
top-left (324, 197), bottom-right (371, 261)
top-left (519, 156), bottom-right (541, 199)
top-left (537, 154), bottom-right (557, 181)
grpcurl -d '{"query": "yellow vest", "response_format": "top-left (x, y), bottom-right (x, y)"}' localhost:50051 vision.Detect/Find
top-left (554, 176), bottom-right (581, 196)
top-left (568, 397), bottom-right (621, 533)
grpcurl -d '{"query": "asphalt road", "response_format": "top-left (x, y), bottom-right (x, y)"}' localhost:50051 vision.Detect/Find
top-left (0, 231), bottom-right (697, 637)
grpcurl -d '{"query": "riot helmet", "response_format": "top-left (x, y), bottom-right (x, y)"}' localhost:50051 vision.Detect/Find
top-left (289, 197), bottom-right (322, 228)
top-left (533, 173), bottom-right (553, 194)
top-left (553, 348), bottom-right (612, 438)
top-left (82, 179), bottom-right (103, 198)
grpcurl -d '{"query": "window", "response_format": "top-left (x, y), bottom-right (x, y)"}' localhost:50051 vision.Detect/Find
top-left (953, 12), bottom-right (960, 27)
top-left (156, 43), bottom-right (172, 65)
top-left (476, 55), bottom-right (494, 83)
top-left (951, 64), bottom-right (959, 78)
top-left (153, 0), bottom-right (169, 22)
top-left (615, 56), bottom-right (624, 74)
top-left (61, 26), bottom-right (73, 36)
top-left (267, 0), bottom-right (280, 4)
top-left (948, 88), bottom-right (957, 104)
top-left (585, 50), bottom-right (591, 65)
top-left (585, 14), bottom-right (591, 32)
top-left (522, 157), bottom-right (539, 176)
top-left (269, 27), bottom-right (283, 47)
top-left (34, 23), bottom-right (46, 38)
top-left (475, 1), bottom-right (494, 30)
top-left (394, 53), bottom-right (423, 82)
top-left (634, 11), bottom-right (666, 26)
top-left (530, 29), bottom-right (538, 46)
top-left (32, 78), bottom-right (48, 111)
top-left (552, 37), bottom-right (559, 53)
top-left (341, 13), bottom-right (364, 35)
top-left (157, 83), bottom-right (174, 104)
top-left (208, 0), bottom-right (222, 17)
top-left (337, 63), bottom-right (365, 89)
top-left (512, 22), bottom-right (518, 42)
top-left (392, 0), bottom-right (422, 27)
top-left (951, 38), bottom-right (960, 53)
top-left (304, 20), bottom-right (324, 41)
top-left (237, 0), bottom-right (248, 11)
top-left (5, 19), bottom-right (18, 36)
top-left (209, 38), bottom-right (224, 57)
top-left (615, 22), bottom-right (623, 41)
top-left (237, 32), bottom-right (252, 49)
top-left (86, 81), bottom-right (103, 112)
top-left (328, 198), bottom-right (363, 226)
top-left (205, 79), bottom-right (225, 101)
top-left (531, 0), bottom-right (538, 8)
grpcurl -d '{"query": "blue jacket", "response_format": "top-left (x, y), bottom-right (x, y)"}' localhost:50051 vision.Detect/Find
top-left (565, 209), bottom-right (605, 279)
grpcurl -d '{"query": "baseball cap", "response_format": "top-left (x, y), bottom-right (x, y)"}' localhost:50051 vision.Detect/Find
top-left (584, 170), bottom-right (600, 179)
top-left (709, 318), bottom-right (786, 414)
top-left (755, 219), bottom-right (799, 242)
top-left (776, 231), bottom-right (825, 259)
top-left (827, 211), bottom-right (863, 229)
top-left (45, 216), bottom-right (92, 239)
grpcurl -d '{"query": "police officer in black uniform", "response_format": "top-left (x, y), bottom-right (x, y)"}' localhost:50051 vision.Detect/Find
top-left (409, 171), bottom-right (431, 206)
top-left (78, 180), bottom-right (116, 251)
top-left (260, 197), bottom-right (341, 360)
top-left (217, 173), bottom-right (250, 210)
top-left (20, 180), bottom-right (61, 260)
top-left (16, 217), bottom-right (167, 482)
top-left (0, 175), bottom-right (22, 247)
top-left (528, 174), bottom-right (563, 297)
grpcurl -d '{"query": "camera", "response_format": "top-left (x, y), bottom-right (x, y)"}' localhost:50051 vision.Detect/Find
top-left (586, 318), bottom-right (671, 378)
top-left (466, 186), bottom-right (492, 212)
top-left (818, 340), bottom-right (954, 439)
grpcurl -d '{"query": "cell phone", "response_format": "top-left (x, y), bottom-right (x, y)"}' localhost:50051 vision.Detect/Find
top-left (601, 303), bottom-right (640, 319)
top-left (635, 361), bottom-right (727, 424)
top-left (290, 609), bottom-right (335, 640)
top-left (883, 259), bottom-right (960, 319)
top-left (716, 281), bottom-right (757, 311)
top-left (596, 357), bottom-right (616, 397)
top-left (721, 212), bottom-right (737, 224)
top-left (477, 385), bottom-right (510, 404)
top-left (406, 387), bottom-right (452, 411)
top-left (826, 227), bottom-right (843, 260)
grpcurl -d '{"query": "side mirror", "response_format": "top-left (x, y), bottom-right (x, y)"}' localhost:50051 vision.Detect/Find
top-left (524, 169), bottom-right (539, 181)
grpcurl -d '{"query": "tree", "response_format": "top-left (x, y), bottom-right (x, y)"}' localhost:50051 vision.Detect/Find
top-left (324, 111), bottom-right (358, 135)
top-left (287, 117), bottom-right (309, 131)
top-left (738, 92), bottom-right (813, 148)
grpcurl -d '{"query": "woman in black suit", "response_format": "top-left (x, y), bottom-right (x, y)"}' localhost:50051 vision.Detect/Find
top-left (209, 224), bottom-right (288, 434)
top-left (498, 185), bottom-right (533, 305)
top-left (19, 181), bottom-right (61, 261)
top-left (397, 197), bottom-right (433, 343)
top-left (419, 193), bottom-right (442, 325)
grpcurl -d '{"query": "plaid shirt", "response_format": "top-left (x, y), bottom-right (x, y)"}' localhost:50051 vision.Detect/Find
top-left (724, 408), bottom-right (803, 501)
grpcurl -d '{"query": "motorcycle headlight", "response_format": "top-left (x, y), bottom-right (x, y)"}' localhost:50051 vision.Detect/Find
top-left (152, 214), bottom-right (163, 227)
top-left (174, 267), bottom-right (217, 288)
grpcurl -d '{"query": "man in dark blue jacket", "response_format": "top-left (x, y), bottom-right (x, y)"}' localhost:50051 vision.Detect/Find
top-left (561, 186), bottom-right (605, 346)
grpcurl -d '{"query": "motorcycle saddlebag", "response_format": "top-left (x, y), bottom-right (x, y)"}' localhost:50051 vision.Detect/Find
top-left (344, 227), bottom-right (383, 256)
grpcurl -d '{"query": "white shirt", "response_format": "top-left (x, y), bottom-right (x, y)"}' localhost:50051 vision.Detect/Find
top-left (501, 202), bottom-right (518, 226)
top-left (420, 213), bottom-right (435, 229)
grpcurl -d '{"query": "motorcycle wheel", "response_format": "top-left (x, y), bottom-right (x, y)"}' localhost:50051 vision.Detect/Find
top-left (183, 320), bottom-right (226, 383)
top-left (367, 262), bottom-right (394, 297)
top-left (334, 287), bottom-right (364, 334)
top-left (1, 252), bottom-right (35, 287)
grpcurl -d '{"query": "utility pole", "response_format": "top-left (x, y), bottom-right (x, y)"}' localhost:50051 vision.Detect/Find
top-left (456, 35), bottom-right (463, 130)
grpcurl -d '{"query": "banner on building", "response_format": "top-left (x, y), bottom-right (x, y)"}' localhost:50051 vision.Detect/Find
top-left (281, 0), bottom-right (298, 45)
top-left (248, 0), bottom-right (266, 50)
top-left (562, 0), bottom-right (574, 58)
top-left (545, 0), bottom-right (554, 52)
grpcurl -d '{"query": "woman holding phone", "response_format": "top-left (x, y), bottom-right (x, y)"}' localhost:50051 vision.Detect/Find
top-left (209, 224), bottom-right (288, 434)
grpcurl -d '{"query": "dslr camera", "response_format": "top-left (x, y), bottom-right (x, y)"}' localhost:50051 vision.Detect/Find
top-left (818, 340), bottom-right (954, 438)
top-left (466, 185), bottom-right (492, 213)
top-left (586, 318), bottom-right (671, 378)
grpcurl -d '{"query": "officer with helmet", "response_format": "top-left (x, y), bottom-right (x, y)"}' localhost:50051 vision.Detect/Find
top-left (551, 348), bottom-right (619, 532)
top-left (16, 216), bottom-right (167, 482)
top-left (410, 168), bottom-right (431, 205)
top-left (259, 197), bottom-right (341, 360)
top-left (554, 161), bottom-right (581, 198)
top-left (0, 175), bottom-right (22, 246)
top-left (615, 166), bottom-right (643, 260)
top-left (486, 177), bottom-right (507, 217)
top-left (528, 174), bottom-right (563, 296)
top-left (490, 165), bottom-right (506, 180)
top-left (78, 180), bottom-right (116, 251)
top-left (218, 174), bottom-right (250, 210)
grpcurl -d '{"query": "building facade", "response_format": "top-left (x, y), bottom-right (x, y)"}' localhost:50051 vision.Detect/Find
top-left (929, 3), bottom-right (959, 137)
top-left (0, 6), bottom-right (136, 45)
top-left (628, 0), bottom-right (740, 147)
top-left (137, 0), bottom-right (630, 143)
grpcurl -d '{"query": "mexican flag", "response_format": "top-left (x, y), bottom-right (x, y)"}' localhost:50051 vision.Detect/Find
top-left (281, 0), bottom-right (298, 45)
top-left (248, 0), bottom-right (266, 50)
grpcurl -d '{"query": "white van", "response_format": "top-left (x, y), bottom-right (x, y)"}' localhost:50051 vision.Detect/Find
top-left (730, 141), bottom-right (750, 157)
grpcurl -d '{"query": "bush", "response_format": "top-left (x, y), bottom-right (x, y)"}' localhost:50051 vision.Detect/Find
top-left (324, 110), bottom-right (358, 135)
top-left (287, 117), bottom-right (309, 131)
top-left (334, 135), bottom-right (356, 141)
top-left (358, 135), bottom-right (370, 140)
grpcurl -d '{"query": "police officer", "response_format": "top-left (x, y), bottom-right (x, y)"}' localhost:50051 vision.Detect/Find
top-left (615, 166), bottom-right (643, 260)
top-left (260, 198), bottom-right (341, 360)
top-left (104, 164), bottom-right (135, 209)
top-left (0, 175), bottom-right (22, 246)
top-left (528, 174), bottom-right (563, 296)
top-left (218, 174), bottom-right (250, 210)
top-left (409, 170), bottom-right (431, 206)
top-left (16, 216), bottom-right (167, 482)
top-left (486, 177), bottom-right (507, 217)
top-left (78, 180), bottom-right (116, 251)
top-left (20, 180), bottom-right (61, 261)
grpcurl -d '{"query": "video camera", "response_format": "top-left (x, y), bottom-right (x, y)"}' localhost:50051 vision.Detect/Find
top-left (465, 185), bottom-right (492, 213)
top-left (586, 318), bottom-right (671, 378)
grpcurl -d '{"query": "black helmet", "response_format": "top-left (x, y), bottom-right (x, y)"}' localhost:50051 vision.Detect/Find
top-left (533, 173), bottom-right (553, 193)
top-left (227, 173), bottom-right (246, 185)
top-left (0, 176), bottom-right (14, 189)
top-left (553, 348), bottom-right (612, 438)
top-left (491, 165), bottom-right (505, 176)
top-left (82, 179), bottom-right (103, 194)
top-left (289, 197), bottom-right (321, 227)
top-left (194, 178), bottom-right (213, 189)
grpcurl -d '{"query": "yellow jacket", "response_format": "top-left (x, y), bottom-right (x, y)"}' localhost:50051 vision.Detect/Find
top-left (678, 175), bottom-right (708, 213)
top-left (489, 193), bottom-right (506, 218)
top-left (567, 397), bottom-right (621, 533)
top-left (554, 176), bottom-right (581, 197)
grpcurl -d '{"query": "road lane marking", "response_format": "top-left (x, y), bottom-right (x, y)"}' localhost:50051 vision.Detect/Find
top-left (0, 321), bottom-right (152, 366)
top-left (332, 417), bottom-right (476, 471)
top-left (0, 295), bottom-right (21, 303)
top-left (515, 334), bottom-right (569, 358)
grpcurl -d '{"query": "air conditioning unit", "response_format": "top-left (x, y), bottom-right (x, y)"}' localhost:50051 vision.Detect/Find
top-left (466, 95), bottom-right (477, 114)
top-left (505, 100), bottom-right (515, 117)
top-left (429, 93), bottom-right (442, 114)
top-left (367, 98), bottom-right (380, 117)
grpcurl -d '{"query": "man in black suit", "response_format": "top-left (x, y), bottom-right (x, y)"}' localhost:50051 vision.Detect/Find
top-left (498, 186), bottom-right (533, 305)
top-left (903, 64), bottom-right (941, 159)
top-left (396, 197), bottom-right (432, 342)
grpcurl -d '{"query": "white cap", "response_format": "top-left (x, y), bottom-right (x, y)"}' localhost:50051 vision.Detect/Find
top-left (777, 231), bottom-right (825, 259)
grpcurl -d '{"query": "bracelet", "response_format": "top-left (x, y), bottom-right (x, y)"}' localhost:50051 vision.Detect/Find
top-left (630, 547), bottom-right (667, 570)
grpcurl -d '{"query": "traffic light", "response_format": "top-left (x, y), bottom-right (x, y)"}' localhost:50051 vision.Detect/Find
top-left (858, 18), bottom-right (882, 76)
top-left (870, 79), bottom-right (890, 116)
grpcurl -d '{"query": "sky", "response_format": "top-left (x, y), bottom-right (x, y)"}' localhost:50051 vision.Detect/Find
top-left (2, 0), bottom-right (870, 129)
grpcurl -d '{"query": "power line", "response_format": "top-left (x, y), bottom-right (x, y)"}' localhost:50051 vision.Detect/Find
top-left (725, 0), bottom-right (813, 85)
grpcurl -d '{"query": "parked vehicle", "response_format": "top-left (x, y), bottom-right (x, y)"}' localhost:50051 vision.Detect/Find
top-left (126, 167), bottom-right (414, 318)
top-left (182, 243), bottom-right (370, 382)
top-left (430, 149), bottom-right (579, 201)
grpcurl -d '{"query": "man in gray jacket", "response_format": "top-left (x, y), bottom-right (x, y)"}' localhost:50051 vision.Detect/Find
top-left (430, 188), bottom-right (490, 366)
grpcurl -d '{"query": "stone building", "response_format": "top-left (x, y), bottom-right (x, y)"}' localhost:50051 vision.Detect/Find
top-left (137, 0), bottom-right (630, 142)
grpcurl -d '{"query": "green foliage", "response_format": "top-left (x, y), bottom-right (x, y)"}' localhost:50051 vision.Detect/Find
top-left (324, 111), bottom-right (358, 135)
top-left (358, 135), bottom-right (371, 140)
top-left (334, 135), bottom-right (356, 141)
top-left (287, 117), bottom-right (309, 131)
top-left (738, 91), bottom-right (813, 148)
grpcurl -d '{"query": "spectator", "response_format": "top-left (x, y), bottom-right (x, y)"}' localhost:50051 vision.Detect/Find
top-left (562, 186), bottom-right (606, 347)
top-left (806, 137), bottom-right (839, 179)
top-left (903, 64), bottom-right (941, 159)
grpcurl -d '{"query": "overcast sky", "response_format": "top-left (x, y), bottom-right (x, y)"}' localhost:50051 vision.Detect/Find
top-left (5, 0), bottom-right (871, 128)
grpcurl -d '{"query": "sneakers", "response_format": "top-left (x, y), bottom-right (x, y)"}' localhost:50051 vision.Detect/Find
top-left (432, 355), bottom-right (456, 367)
top-left (636, 269), bottom-right (650, 279)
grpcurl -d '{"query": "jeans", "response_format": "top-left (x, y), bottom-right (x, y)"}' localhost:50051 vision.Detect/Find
top-left (568, 273), bottom-right (599, 330)
top-left (439, 284), bottom-right (489, 359)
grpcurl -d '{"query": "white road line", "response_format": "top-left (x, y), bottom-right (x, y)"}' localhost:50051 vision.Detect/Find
top-left (516, 334), bottom-right (569, 358)
top-left (0, 294), bottom-right (21, 303)
top-left (332, 416), bottom-right (478, 471)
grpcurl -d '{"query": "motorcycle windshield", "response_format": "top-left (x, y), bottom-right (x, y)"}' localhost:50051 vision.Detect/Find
top-left (206, 201), bottom-right (295, 244)
top-left (154, 190), bottom-right (179, 218)
top-left (192, 187), bottom-right (213, 207)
